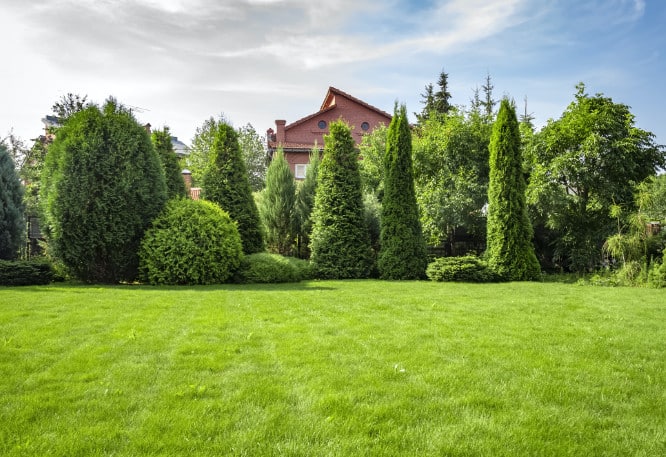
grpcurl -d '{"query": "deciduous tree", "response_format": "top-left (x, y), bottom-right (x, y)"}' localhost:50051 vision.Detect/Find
top-left (527, 83), bottom-right (665, 271)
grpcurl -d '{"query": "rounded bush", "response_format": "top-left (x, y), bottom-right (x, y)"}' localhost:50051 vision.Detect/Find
top-left (139, 199), bottom-right (243, 285)
top-left (426, 255), bottom-right (502, 283)
top-left (235, 253), bottom-right (312, 283)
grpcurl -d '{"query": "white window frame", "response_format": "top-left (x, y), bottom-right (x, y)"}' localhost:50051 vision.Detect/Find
top-left (295, 163), bottom-right (308, 179)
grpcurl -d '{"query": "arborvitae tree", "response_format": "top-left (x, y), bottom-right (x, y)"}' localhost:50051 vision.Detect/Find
top-left (310, 121), bottom-right (374, 278)
top-left (486, 98), bottom-right (540, 280)
top-left (202, 120), bottom-right (264, 254)
top-left (152, 126), bottom-right (187, 199)
top-left (41, 99), bottom-right (167, 282)
top-left (260, 148), bottom-right (296, 255)
top-left (0, 143), bottom-right (24, 260)
top-left (294, 148), bottom-right (320, 258)
top-left (378, 104), bottom-right (427, 279)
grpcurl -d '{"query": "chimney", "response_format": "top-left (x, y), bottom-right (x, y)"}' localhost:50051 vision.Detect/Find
top-left (181, 169), bottom-right (192, 192)
top-left (144, 123), bottom-right (152, 134)
top-left (275, 120), bottom-right (286, 145)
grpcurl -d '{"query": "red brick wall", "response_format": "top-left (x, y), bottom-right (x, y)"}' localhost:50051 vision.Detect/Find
top-left (286, 104), bottom-right (390, 147)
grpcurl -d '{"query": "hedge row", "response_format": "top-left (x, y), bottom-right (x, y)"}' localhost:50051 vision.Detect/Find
top-left (0, 259), bottom-right (54, 286)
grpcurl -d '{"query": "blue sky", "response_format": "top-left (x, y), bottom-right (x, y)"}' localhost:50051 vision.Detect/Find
top-left (1, 0), bottom-right (664, 147)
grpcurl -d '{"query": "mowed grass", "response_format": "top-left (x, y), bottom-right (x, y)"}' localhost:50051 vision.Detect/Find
top-left (0, 281), bottom-right (664, 456)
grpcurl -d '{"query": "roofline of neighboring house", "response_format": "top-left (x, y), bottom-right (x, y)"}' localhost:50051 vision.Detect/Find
top-left (321, 86), bottom-right (393, 119)
top-left (283, 105), bottom-right (337, 131)
top-left (283, 86), bottom-right (392, 132)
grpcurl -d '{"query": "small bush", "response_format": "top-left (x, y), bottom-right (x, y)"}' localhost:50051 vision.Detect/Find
top-left (426, 255), bottom-right (502, 283)
top-left (139, 199), bottom-right (243, 285)
top-left (0, 259), bottom-right (53, 286)
top-left (648, 259), bottom-right (666, 288)
top-left (235, 253), bottom-right (312, 283)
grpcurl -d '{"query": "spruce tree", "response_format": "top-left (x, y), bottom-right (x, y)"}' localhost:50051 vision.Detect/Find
top-left (486, 98), bottom-right (540, 280)
top-left (152, 126), bottom-right (187, 199)
top-left (202, 121), bottom-right (264, 254)
top-left (41, 100), bottom-right (167, 282)
top-left (260, 148), bottom-right (296, 255)
top-left (0, 143), bottom-right (25, 260)
top-left (378, 104), bottom-right (427, 279)
top-left (310, 121), bottom-right (373, 278)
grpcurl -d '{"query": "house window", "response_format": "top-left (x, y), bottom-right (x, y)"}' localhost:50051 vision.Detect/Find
top-left (295, 164), bottom-right (308, 179)
top-left (361, 121), bottom-right (370, 131)
top-left (318, 120), bottom-right (327, 129)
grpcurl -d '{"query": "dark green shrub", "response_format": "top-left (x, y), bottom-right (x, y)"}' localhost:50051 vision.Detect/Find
top-left (41, 100), bottom-right (167, 283)
top-left (202, 121), bottom-right (264, 254)
top-left (152, 127), bottom-right (187, 199)
top-left (0, 259), bottom-right (53, 286)
top-left (139, 199), bottom-right (243, 285)
top-left (426, 255), bottom-right (502, 283)
top-left (310, 121), bottom-right (374, 279)
top-left (648, 257), bottom-right (666, 288)
top-left (0, 143), bottom-right (24, 260)
top-left (235, 253), bottom-right (311, 283)
top-left (378, 103), bottom-right (427, 279)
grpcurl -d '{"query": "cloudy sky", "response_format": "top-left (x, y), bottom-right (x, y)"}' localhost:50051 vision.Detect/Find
top-left (1, 0), bottom-right (664, 147)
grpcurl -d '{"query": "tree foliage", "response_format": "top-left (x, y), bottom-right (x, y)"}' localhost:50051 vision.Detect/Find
top-left (151, 126), bottom-right (187, 199)
top-left (486, 98), bottom-right (540, 281)
top-left (139, 199), bottom-right (242, 285)
top-left (310, 120), bottom-right (374, 278)
top-left (188, 117), bottom-right (266, 191)
top-left (527, 83), bottom-right (665, 271)
top-left (238, 123), bottom-right (268, 192)
top-left (413, 107), bottom-right (491, 248)
top-left (378, 104), bottom-right (427, 279)
top-left (51, 93), bottom-right (89, 122)
top-left (416, 69), bottom-right (453, 124)
top-left (0, 143), bottom-right (24, 260)
top-left (260, 148), bottom-right (296, 255)
top-left (294, 148), bottom-right (320, 259)
top-left (201, 120), bottom-right (264, 254)
top-left (359, 124), bottom-right (388, 199)
top-left (41, 99), bottom-right (167, 282)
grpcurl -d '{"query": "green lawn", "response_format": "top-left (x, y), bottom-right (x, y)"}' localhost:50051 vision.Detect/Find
top-left (1, 281), bottom-right (664, 456)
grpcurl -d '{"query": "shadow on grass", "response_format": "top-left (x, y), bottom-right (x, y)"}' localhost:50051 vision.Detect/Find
top-left (2, 281), bottom-right (337, 293)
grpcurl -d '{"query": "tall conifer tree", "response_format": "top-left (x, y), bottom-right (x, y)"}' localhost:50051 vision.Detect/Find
top-left (310, 121), bottom-right (373, 278)
top-left (41, 100), bottom-right (167, 282)
top-left (202, 121), bottom-right (264, 254)
top-left (0, 143), bottom-right (24, 260)
top-left (378, 104), bottom-right (427, 279)
top-left (260, 148), bottom-right (296, 255)
top-left (486, 98), bottom-right (540, 280)
top-left (152, 126), bottom-right (187, 199)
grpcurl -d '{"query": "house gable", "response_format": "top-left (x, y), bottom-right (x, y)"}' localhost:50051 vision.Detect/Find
top-left (267, 86), bottom-right (392, 178)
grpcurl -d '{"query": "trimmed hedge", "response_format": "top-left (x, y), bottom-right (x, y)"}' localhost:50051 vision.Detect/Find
top-left (235, 253), bottom-right (312, 283)
top-left (426, 255), bottom-right (502, 283)
top-left (139, 199), bottom-right (243, 285)
top-left (0, 259), bottom-right (53, 286)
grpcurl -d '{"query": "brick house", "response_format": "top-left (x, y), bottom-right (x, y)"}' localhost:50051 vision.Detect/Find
top-left (266, 86), bottom-right (392, 179)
